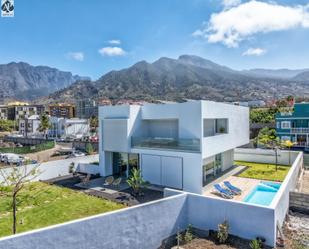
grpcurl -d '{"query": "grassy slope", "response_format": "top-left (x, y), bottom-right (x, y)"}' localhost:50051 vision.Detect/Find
top-left (0, 182), bottom-right (123, 237)
top-left (235, 161), bottom-right (290, 182)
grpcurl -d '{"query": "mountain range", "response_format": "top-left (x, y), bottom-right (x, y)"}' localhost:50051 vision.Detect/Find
top-left (43, 55), bottom-right (309, 103)
top-left (1, 55), bottom-right (309, 104)
top-left (0, 62), bottom-right (89, 103)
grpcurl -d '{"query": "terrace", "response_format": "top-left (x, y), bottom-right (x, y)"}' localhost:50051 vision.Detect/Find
top-left (203, 150), bottom-right (292, 206)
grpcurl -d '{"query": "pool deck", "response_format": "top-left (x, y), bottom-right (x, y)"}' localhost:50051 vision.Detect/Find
top-left (203, 175), bottom-right (261, 201)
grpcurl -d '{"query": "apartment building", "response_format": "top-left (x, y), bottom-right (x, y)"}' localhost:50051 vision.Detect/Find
top-left (276, 103), bottom-right (309, 149)
top-left (76, 99), bottom-right (98, 119)
top-left (7, 102), bottom-right (45, 120)
top-left (49, 104), bottom-right (75, 119)
top-left (99, 101), bottom-right (249, 194)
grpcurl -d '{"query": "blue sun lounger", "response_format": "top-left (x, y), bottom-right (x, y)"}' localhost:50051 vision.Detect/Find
top-left (224, 181), bottom-right (242, 195)
top-left (214, 184), bottom-right (233, 199)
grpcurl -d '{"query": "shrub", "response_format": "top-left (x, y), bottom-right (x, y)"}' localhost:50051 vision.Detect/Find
top-left (250, 239), bottom-right (262, 249)
top-left (126, 168), bottom-right (147, 196)
top-left (68, 163), bottom-right (75, 174)
top-left (184, 224), bottom-right (194, 243)
top-left (85, 143), bottom-right (94, 155)
top-left (217, 220), bottom-right (229, 243)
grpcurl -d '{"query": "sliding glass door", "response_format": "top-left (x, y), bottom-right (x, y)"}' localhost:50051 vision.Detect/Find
top-left (112, 152), bottom-right (139, 177)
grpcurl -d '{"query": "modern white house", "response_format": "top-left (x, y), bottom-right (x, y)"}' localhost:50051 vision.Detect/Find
top-left (48, 117), bottom-right (90, 139)
top-left (99, 101), bottom-right (249, 194)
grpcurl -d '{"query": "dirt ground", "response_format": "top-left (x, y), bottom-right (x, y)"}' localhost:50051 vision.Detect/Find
top-left (26, 143), bottom-right (70, 162)
top-left (283, 211), bottom-right (309, 249)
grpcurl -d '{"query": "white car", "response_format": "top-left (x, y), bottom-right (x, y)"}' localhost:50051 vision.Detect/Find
top-left (3, 153), bottom-right (23, 165)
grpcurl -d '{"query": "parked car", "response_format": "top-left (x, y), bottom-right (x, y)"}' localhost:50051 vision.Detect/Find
top-left (0, 153), bottom-right (7, 162)
top-left (3, 153), bottom-right (23, 165)
top-left (66, 150), bottom-right (86, 158)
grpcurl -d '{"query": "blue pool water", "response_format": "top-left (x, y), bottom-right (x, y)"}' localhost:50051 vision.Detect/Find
top-left (243, 182), bottom-right (281, 206)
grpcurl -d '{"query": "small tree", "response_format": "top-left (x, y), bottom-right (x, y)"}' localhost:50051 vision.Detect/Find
top-left (0, 165), bottom-right (40, 234)
top-left (38, 114), bottom-right (51, 139)
top-left (256, 128), bottom-right (281, 171)
top-left (281, 140), bottom-right (296, 165)
top-left (126, 168), bottom-right (147, 196)
top-left (89, 116), bottom-right (98, 134)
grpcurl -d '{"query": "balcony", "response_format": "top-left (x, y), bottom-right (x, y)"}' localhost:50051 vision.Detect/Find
top-left (290, 128), bottom-right (309, 134)
top-left (131, 137), bottom-right (200, 152)
top-left (293, 142), bottom-right (309, 147)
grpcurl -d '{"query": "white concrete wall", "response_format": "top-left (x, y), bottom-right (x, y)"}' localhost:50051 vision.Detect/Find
top-left (221, 149), bottom-right (234, 171)
top-left (0, 194), bottom-right (188, 249)
top-left (0, 189), bottom-right (278, 248)
top-left (76, 163), bottom-right (100, 175)
top-left (271, 152), bottom-right (303, 227)
top-left (141, 101), bottom-right (202, 139)
top-left (0, 155), bottom-right (99, 183)
top-left (202, 101), bottom-right (249, 158)
top-left (235, 148), bottom-right (299, 165)
top-left (187, 193), bottom-right (275, 246)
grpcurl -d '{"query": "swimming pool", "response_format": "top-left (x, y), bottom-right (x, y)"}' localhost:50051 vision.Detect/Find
top-left (243, 181), bottom-right (281, 206)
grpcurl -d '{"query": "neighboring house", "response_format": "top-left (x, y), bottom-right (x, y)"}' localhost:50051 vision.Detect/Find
top-left (49, 103), bottom-right (75, 119)
top-left (19, 115), bottom-right (42, 137)
top-left (276, 103), bottom-right (309, 149)
top-left (7, 102), bottom-right (45, 120)
top-left (48, 117), bottom-right (90, 139)
top-left (76, 99), bottom-right (98, 119)
top-left (0, 105), bottom-right (8, 120)
top-left (99, 101), bottom-right (249, 194)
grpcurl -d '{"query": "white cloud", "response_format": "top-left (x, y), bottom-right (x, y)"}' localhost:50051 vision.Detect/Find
top-left (108, 39), bottom-right (121, 45)
top-left (222, 0), bottom-right (241, 9)
top-left (66, 52), bottom-right (84, 61)
top-left (194, 1), bottom-right (309, 47)
top-left (98, 47), bottom-right (126, 56)
top-left (242, 47), bottom-right (266, 56)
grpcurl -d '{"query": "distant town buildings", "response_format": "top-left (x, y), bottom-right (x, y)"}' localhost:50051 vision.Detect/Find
top-left (76, 99), bottom-right (98, 119)
top-left (0, 105), bottom-right (8, 120)
top-left (48, 117), bottom-right (90, 139)
top-left (233, 100), bottom-right (266, 108)
top-left (49, 103), bottom-right (75, 119)
top-left (6, 102), bottom-right (45, 120)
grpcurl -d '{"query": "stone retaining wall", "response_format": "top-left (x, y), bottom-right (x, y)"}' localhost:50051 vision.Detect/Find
top-left (290, 192), bottom-right (309, 214)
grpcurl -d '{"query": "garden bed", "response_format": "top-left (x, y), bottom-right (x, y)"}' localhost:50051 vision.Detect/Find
top-left (176, 231), bottom-right (272, 249)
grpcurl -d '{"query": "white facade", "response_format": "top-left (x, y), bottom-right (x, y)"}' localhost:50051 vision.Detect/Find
top-left (19, 115), bottom-right (42, 137)
top-left (99, 101), bottom-right (249, 194)
top-left (48, 117), bottom-right (90, 139)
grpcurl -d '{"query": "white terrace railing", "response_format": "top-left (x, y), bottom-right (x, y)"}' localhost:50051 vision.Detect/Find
top-left (290, 128), bottom-right (309, 134)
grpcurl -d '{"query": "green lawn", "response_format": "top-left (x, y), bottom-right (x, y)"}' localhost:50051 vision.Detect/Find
top-left (235, 161), bottom-right (290, 182)
top-left (0, 182), bottom-right (123, 238)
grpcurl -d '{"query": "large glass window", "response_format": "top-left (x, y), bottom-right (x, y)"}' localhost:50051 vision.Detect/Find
top-left (202, 153), bottom-right (222, 186)
top-left (112, 152), bottom-right (139, 177)
top-left (203, 119), bottom-right (228, 137)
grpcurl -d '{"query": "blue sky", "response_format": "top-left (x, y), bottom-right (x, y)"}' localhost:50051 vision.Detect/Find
top-left (0, 0), bottom-right (309, 79)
